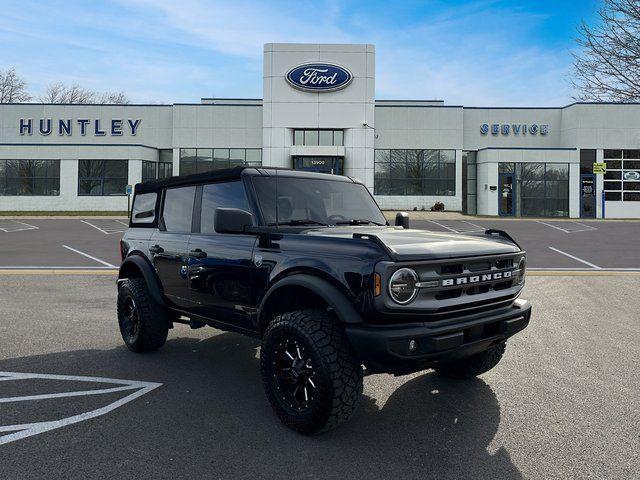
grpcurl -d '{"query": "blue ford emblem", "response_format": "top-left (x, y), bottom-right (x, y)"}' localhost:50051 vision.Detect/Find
top-left (285, 63), bottom-right (353, 92)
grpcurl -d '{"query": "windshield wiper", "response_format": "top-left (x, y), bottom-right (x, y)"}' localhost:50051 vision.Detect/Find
top-left (269, 219), bottom-right (328, 227)
top-left (335, 219), bottom-right (385, 226)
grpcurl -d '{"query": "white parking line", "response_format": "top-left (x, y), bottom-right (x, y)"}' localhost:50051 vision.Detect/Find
top-left (428, 220), bottom-right (485, 234)
top-left (62, 245), bottom-right (117, 268)
top-left (537, 221), bottom-right (597, 233)
top-left (0, 220), bottom-right (39, 233)
top-left (80, 219), bottom-right (126, 235)
top-left (0, 371), bottom-right (161, 446)
top-left (548, 246), bottom-right (602, 269)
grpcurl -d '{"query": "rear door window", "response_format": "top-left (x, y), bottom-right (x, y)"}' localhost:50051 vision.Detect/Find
top-left (162, 186), bottom-right (196, 232)
top-left (200, 181), bottom-right (251, 234)
top-left (131, 192), bottom-right (157, 224)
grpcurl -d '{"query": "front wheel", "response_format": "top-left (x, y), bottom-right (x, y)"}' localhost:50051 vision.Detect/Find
top-left (260, 309), bottom-right (363, 434)
top-left (434, 342), bottom-right (506, 379)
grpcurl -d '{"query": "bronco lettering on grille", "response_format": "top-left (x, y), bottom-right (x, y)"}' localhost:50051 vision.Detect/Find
top-left (441, 270), bottom-right (512, 287)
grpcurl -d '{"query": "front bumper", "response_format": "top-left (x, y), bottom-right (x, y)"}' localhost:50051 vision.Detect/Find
top-left (345, 299), bottom-right (532, 375)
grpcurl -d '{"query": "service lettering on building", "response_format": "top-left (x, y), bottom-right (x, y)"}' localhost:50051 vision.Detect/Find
top-left (480, 123), bottom-right (549, 136)
top-left (18, 118), bottom-right (142, 136)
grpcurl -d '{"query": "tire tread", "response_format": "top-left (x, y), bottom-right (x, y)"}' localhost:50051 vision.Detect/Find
top-left (117, 278), bottom-right (168, 352)
top-left (261, 309), bottom-right (363, 433)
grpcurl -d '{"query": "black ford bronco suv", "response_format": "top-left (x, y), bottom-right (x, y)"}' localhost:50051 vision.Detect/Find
top-left (117, 166), bottom-right (531, 433)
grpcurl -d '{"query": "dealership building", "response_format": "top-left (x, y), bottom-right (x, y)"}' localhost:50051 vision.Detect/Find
top-left (1, 43), bottom-right (640, 218)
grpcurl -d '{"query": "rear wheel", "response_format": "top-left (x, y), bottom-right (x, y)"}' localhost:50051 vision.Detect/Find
top-left (117, 278), bottom-right (169, 352)
top-left (260, 309), bottom-right (363, 434)
top-left (435, 342), bottom-right (506, 379)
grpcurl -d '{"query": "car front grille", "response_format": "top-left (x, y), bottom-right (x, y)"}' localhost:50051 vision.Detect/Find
top-left (380, 253), bottom-right (525, 321)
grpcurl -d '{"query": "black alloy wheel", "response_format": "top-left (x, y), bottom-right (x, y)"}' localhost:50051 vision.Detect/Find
top-left (260, 309), bottom-right (363, 434)
top-left (272, 338), bottom-right (318, 412)
top-left (120, 296), bottom-right (140, 343)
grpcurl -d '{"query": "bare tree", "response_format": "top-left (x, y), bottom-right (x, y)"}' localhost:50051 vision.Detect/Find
top-left (0, 67), bottom-right (32, 103)
top-left (40, 82), bottom-right (131, 104)
top-left (572, 0), bottom-right (640, 101)
top-left (40, 83), bottom-right (96, 104)
top-left (97, 90), bottom-right (131, 104)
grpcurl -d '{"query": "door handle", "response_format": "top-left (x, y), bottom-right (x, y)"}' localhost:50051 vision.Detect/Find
top-left (189, 248), bottom-right (207, 259)
top-left (149, 244), bottom-right (164, 254)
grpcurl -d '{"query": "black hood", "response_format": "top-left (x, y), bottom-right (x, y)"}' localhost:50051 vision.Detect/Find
top-left (302, 226), bottom-right (520, 261)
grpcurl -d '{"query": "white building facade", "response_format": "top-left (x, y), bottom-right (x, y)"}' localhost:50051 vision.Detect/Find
top-left (1, 43), bottom-right (639, 218)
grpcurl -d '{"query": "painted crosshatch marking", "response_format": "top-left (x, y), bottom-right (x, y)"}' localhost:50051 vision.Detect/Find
top-left (0, 371), bottom-right (161, 446)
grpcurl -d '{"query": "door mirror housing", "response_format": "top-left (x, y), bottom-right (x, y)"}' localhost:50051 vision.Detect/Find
top-left (214, 208), bottom-right (253, 234)
top-left (395, 212), bottom-right (410, 229)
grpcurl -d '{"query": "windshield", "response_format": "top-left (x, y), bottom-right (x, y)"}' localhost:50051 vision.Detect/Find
top-left (252, 176), bottom-right (387, 227)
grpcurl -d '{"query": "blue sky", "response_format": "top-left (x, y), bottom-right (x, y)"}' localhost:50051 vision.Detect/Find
top-left (0, 0), bottom-right (599, 105)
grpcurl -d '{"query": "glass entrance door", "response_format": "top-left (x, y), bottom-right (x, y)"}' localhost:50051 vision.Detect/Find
top-left (580, 174), bottom-right (596, 218)
top-left (498, 173), bottom-right (515, 216)
top-left (292, 156), bottom-right (344, 175)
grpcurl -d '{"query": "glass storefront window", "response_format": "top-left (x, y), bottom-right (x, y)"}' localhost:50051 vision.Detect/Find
top-left (142, 160), bottom-right (173, 182)
top-left (179, 148), bottom-right (262, 174)
top-left (158, 162), bottom-right (172, 178)
top-left (498, 162), bottom-right (569, 216)
top-left (462, 151), bottom-right (477, 215)
top-left (78, 160), bottom-right (128, 196)
top-left (319, 131), bottom-right (333, 146)
top-left (374, 149), bottom-right (456, 196)
top-left (245, 149), bottom-right (262, 166)
top-left (180, 148), bottom-right (197, 176)
top-left (293, 129), bottom-right (344, 146)
top-left (304, 130), bottom-right (319, 146)
top-left (159, 149), bottom-right (173, 164)
top-left (229, 149), bottom-right (245, 167)
top-left (142, 161), bottom-right (156, 182)
top-left (0, 160), bottom-right (60, 196)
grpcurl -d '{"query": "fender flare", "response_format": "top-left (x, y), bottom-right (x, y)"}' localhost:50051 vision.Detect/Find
top-left (257, 273), bottom-right (363, 331)
top-left (118, 255), bottom-right (166, 307)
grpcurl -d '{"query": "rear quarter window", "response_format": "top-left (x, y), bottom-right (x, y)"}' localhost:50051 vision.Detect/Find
top-left (131, 192), bottom-right (157, 224)
top-left (162, 186), bottom-right (196, 232)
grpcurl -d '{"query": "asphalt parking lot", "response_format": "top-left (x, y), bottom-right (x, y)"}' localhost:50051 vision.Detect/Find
top-left (0, 217), bottom-right (639, 271)
top-left (0, 274), bottom-right (637, 479)
top-left (0, 216), bottom-right (638, 479)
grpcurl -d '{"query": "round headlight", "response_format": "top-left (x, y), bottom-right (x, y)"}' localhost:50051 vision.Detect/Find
top-left (388, 268), bottom-right (419, 304)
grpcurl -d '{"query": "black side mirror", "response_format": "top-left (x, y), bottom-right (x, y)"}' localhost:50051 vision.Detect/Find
top-left (395, 212), bottom-right (410, 229)
top-left (214, 208), bottom-right (253, 234)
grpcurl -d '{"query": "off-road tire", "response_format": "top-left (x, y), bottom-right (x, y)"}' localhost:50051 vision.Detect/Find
top-left (117, 278), bottom-right (169, 352)
top-left (260, 309), bottom-right (363, 434)
top-left (435, 342), bottom-right (506, 379)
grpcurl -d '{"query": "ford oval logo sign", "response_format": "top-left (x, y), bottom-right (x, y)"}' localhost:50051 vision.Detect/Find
top-left (285, 63), bottom-right (353, 92)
